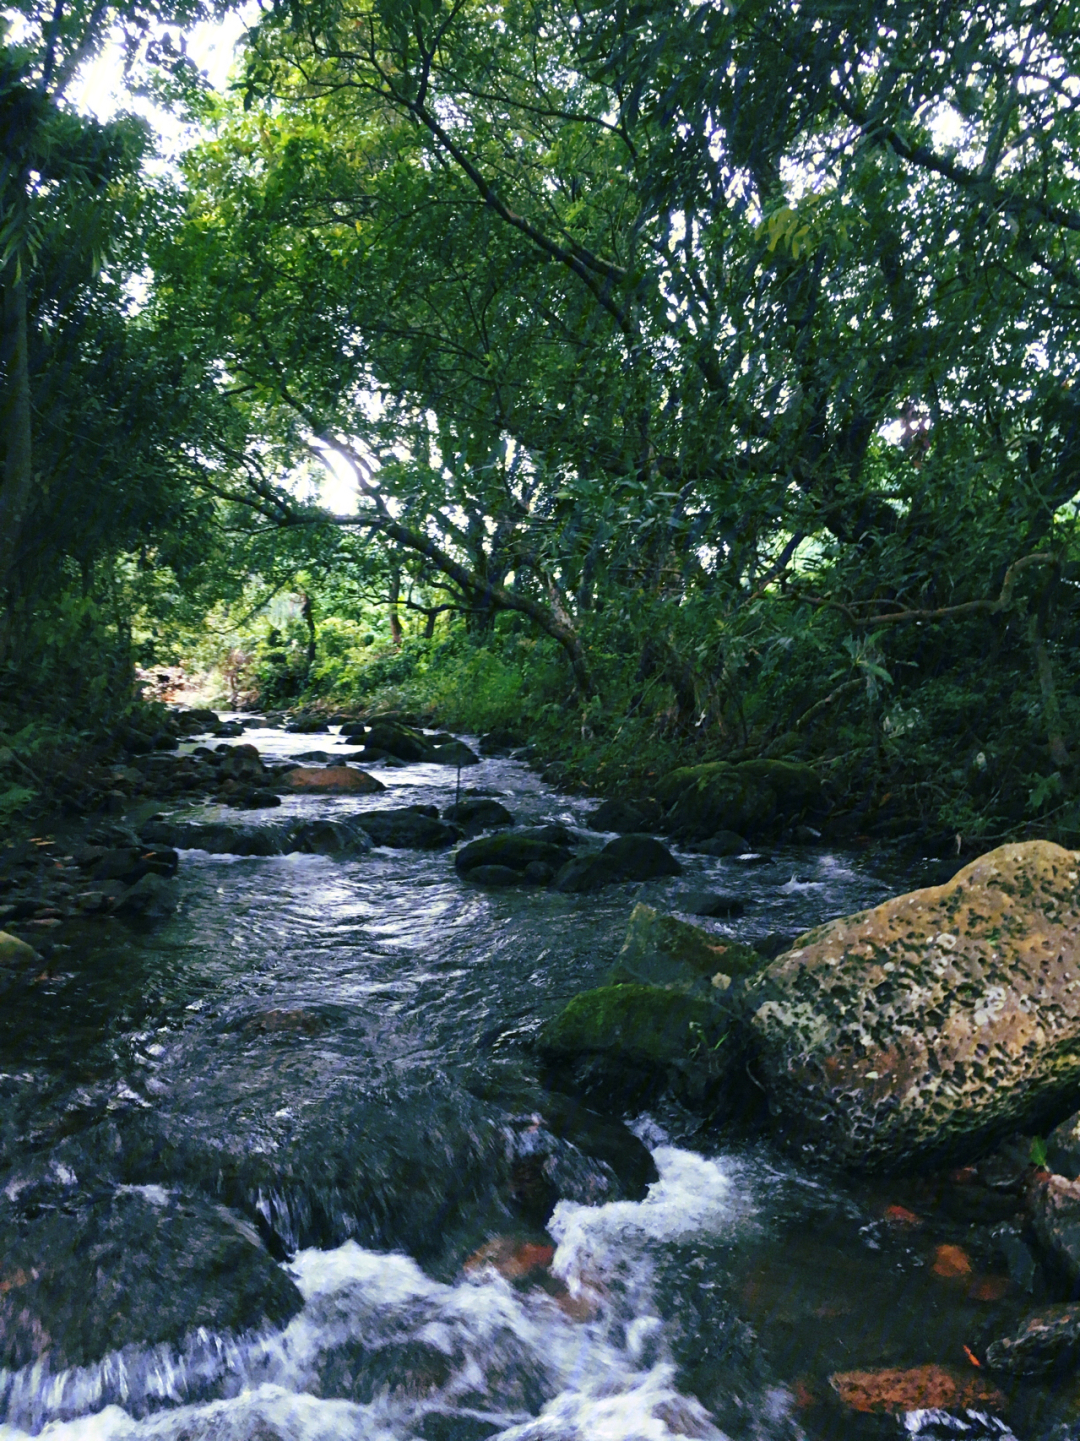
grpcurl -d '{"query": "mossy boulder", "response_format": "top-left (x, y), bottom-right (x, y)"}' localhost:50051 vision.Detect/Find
top-left (611, 902), bottom-right (764, 993)
top-left (656, 760), bottom-right (823, 841)
top-left (747, 841), bottom-right (1080, 1171)
top-left (537, 983), bottom-right (735, 1109)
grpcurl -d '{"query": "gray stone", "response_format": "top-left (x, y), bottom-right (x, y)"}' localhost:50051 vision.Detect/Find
top-left (0, 1187), bottom-right (302, 1372)
top-left (1047, 1111), bottom-right (1080, 1178)
top-left (987, 1303), bottom-right (1080, 1375)
top-left (586, 799), bottom-right (661, 834)
top-left (1030, 1173), bottom-right (1080, 1282)
top-left (676, 890), bottom-right (745, 918)
top-left (467, 864), bottom-right (523, 887)
top-left (455, 832), bottom-right (574, 876)
top-left (442, 797), bottom-right (515, 834)
top-left (599, 834), bottom-right (682, 880)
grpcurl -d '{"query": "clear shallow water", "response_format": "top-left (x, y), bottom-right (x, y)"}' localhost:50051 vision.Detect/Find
top-left (0, 728), bottom-right (1062, 1440)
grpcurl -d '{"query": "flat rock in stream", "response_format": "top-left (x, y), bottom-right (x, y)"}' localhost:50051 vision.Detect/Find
top-left (284, 766), bottom-right (385, 794)
top-left (455, 832), bottom-right (574, 877)
top-left (139, 818), bottom-right (374, 857)
top-left (747, 840), bottom-right (1080, 1170)
top-left (0, 1186), bottom-right (302, 1372)
top-left (357, 808), bottom-right (461, 848)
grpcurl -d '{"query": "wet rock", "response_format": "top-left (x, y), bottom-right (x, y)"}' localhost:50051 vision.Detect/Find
top-left (676, 890), bottom-right (745, 918)
top-left (284, 766), bottom-right (386, 795)
top-left (1047, 1110), bottom-right (1080, 1178)
top-left (0, 931), bottom-right (39, 995)
top-left (537, 984), bottom-right (735, 1111)
top-left (342, 720), bottom-right (432, 762)
top-left (141, 820), bottom-right (286, 856)
top-left (284, 715), bottom-right (329, 733)
top-left (356, 808), bottom-right (460, 849)
top-left (0, 1186), bottom-right (303, 1372)
top-left (467, 864), bottom-right (524, 887)
top-left (554, 835), bottom-right (682, 893)
top-left (746, 841), bottom-right (1080, 1171)
top-left (442, 797), bottom-right (515, 834)
top-left (179, 707), bottom-right (219, 728)
top-left (829, 1365), bottom-right (1005, 1414)
top-left (552, 853), bottom-right (624, 893)
top-left (112, 871), bottom-right (180, 919)
top-left (585, 799), bottom-right (662, 834)
top-left (455, 832), bottom-right (574, 877)
top-left (230, 787), bottom-right (282, 809)
top-left (140, 818), bottom-right (374, 858)
top-left (114, 1073), bottom-right (514, 1266)
top-left (479, 725), bottom-right (522, 756)
top-left (657, 761), bottom-right (823, 843)
top-left (213, 720), bottom-right (246, 738)
top-left (0, 931), bottom-right (38, 968)
top-left (219, 743), bottom-right (265, 782)
top-left (600, 834), bottom-right (682, 880)
top-left (1029, 1172), bottom-right (1080, 1282)
top-left (463, 1237), bottom-right (554, 1283)
top-left (987, 1302), bottom-right (1080, 1374)
top-left (612, 902), bottom-right (763, 994)
top-left (522, 861), bottom-right (554, 884)
top-left (427, 738), bottom-right (479, 767)
top-left (289, 750), bottom-right (334, 763)
top-left (288, 819), bottom-right (374, 856)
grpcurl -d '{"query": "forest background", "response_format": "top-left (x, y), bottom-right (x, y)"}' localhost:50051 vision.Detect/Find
top-left (1, 0), bottom-right (1079, 848)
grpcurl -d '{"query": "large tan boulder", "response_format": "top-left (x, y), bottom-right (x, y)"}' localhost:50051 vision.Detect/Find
top-left (746, 841), bottom-right (1080, 1170)
top-left (283, 766), bottom-right (385, 794)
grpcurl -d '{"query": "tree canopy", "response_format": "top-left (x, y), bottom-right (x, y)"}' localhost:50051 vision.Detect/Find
top-left (5, 0), bottom-right (1080, 835)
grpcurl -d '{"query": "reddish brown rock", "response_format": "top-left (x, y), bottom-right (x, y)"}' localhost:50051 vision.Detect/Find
top-left (284, 766), bottom-right (385, 794)
top-left (829, 1364), bottom-right (1005, 1414)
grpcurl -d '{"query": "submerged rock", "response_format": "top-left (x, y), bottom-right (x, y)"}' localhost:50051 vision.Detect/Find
top-left (747, 841), bottom-right (1080, 1170)
top-left (656, 760), bottom-right (823, 842)
top-left (0, 1186), bottom-right (302, 1372)
top-left (829, 1365), bottom-right (1005, 1414)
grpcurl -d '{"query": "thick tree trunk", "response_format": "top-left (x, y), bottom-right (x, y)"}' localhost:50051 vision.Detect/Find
top-left (0, 277), bottom-right (33, 596)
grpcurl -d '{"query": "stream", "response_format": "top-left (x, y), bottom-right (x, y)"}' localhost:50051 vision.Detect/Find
top-left (0, 723), bottom-right (1071, 1441)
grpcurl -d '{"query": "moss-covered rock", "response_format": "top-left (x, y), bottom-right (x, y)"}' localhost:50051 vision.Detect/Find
top-left (656, 760), bottom-right (823, 841)
top-left (537, 983), bottom-right (735, 1110)
top-left (611, 902), bottom-right (764, 993)
top-left (747, 840), bottom-right (1080, 1171)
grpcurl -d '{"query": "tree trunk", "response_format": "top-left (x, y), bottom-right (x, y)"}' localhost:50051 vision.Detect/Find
top-left (0, 276), bottom-right (33, 596)
top-left (388, 567), bottom-right (404, 646)
top-left (301, 592), bottom-right (317, 678)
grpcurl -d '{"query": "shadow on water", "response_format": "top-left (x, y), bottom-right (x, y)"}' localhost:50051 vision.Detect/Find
top-left (0, 725), bottom-right (1070, 1440)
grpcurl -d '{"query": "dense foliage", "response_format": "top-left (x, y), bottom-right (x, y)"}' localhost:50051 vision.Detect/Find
top-left (4, 0), bottom-right (1080, 840)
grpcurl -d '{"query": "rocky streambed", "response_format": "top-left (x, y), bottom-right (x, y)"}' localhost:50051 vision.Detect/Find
top-left (4, 717), bottom-right (1080, 1439)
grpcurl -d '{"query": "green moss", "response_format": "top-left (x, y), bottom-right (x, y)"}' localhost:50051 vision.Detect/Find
top-left (539, 984), bottom-right (728, 1065)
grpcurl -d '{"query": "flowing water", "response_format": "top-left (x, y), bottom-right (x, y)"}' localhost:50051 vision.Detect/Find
top-left (0, 726), bottom-right (1070, 1441)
